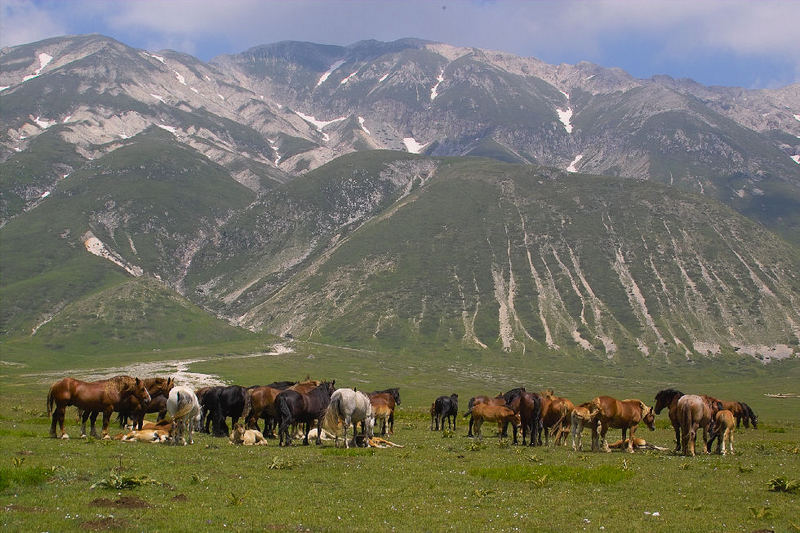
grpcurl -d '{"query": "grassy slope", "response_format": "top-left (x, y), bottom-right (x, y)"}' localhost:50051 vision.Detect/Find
top-left (0, 340), bottom-right (798, 532)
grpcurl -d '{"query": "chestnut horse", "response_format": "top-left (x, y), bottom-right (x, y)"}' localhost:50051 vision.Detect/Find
top-left (590, 396), bottom-right (655, 453)
top-left (368, 388), bottom-right (401, 435)
top-left (115, 377), bottom-right (175, 429)
top-left (468, 404), bottom-right (521, 440)
top-left (720, 400), bottom-right (758, 429)
top-left (242, 380), bottom-right (322, 436)
top-left (47, 376), bottom-right (151, 439)
top-left (570, 401), bottom-right (600, 451)
top-left (654, 388), bottom-right (684, 452)
top-left (706, 409), bottom-right (735, 455)
top-left (540, 391), bottom-right (574, 446)
top-left (677, 394), bottom-right (722, 456)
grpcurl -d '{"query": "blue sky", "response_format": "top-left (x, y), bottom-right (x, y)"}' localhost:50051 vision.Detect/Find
top-left (2, 0), bottom-right (798, 89)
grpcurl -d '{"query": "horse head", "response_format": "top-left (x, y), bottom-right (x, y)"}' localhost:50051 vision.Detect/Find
top-left (654, 389), bottom-right (683, 414)
top-left (134, 377), bottom-right (152, 406)
top-left (641, 402), bottom-right (656, 431)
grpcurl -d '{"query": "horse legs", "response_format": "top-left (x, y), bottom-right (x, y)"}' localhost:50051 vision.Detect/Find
top-left (626, 427), bottom-right (635, 453)
top-left (388, 411), bottom-right (394, 435)
top-left (80, 410), bottom-right (90, 438)
top-left (101, 408), bottom-right (112, 439)
top-left (467, 415), bottom-right (474, 437)
top-left (51, 406), bottom-right (67, 438)
top-left (474, 419), bottom-right (483, 440)
top-left (600, 425), bottom-right (610, 453)
top-left (701, 424), bottom-right (710, 454)
top-left (89, 411), bottom-right (100, 438)
top-left (673, 423), bottom-right (681, 452)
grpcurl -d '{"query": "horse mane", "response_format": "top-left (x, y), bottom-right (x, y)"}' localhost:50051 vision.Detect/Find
top-left (740, 402), bottom-right (758, 427)
top-left (655, 388), bottom-right (683, 401)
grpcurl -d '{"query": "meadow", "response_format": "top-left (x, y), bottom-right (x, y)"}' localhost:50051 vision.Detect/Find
top-left (1, 339), bottom-right (798, 532)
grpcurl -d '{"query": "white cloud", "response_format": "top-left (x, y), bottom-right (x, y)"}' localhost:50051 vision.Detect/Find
top-left (0, 0), bottom-right (67, 47)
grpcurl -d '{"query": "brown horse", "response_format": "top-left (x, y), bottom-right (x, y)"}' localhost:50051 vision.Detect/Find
top-left (720, 400), bottom-right (758, 429)
top-left (654, 388), bottom-right (684, 452)
top-left (570, 401), bottom-right (600, 451)
top-left (507, 391), bottom-right (542, 446)
top-left (116, 377), bottom-right (175, 429)
top-left (677, 394), bottom-right (722, 456)
top-left (242, 380), bottom-right (322, 436)
top-left (540, 391), bottom-right (574, 446)
top-left (590, 396), bottom-right (655, 453)
top-left (368, 388), bottom-right (401, 435)
top-left (468, 404), bottom-right (521, 440)
top-left (47, 376), bottom-right (151, 439)
top-left (707, 409), bottom-right (735, 455)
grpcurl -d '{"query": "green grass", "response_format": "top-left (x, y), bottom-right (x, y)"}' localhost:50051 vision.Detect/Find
top-left (1, 340), bottom-right (799, 531)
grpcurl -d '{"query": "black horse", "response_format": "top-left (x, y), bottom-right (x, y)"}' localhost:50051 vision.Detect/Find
top-left (275, 381), bottom-right (336, 446)
top-left (432, 393), bottom-right (459, 431)
top-left (201, 385), bottom-right (248, 437)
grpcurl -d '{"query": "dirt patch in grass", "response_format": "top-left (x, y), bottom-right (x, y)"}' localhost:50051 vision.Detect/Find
top-left (80, 517), bottom-right (130, 531)
top-left (171, 493), bottom-right (188, 502)
top-left (89, 496), bottom-right (150, 509)
top-left (3, 503), bottom-right (44, 513)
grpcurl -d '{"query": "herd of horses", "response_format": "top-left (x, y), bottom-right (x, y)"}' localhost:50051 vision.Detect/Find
top-left (45, 375), bottom-right (757, 455)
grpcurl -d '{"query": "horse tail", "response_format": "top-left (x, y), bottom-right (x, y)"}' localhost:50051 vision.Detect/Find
top-left (322, 395), bottom-right (341, 434)
top-left (241, 388), bottom-right (253, 424)
top-left (46, 386), bottom-right (54, 416)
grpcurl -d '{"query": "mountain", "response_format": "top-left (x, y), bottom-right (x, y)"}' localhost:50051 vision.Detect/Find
top-left (1, 35), bottom-right (799, 362)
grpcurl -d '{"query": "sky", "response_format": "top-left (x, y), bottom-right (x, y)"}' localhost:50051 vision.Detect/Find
top-left (2, 0), bottom-right (799, 89)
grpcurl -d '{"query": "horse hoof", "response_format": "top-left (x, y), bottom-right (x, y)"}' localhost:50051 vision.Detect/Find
top-left (61, 434), bottom-right (70, 440)
top-left (80, 434), bottom-right (87, 439)
top-left (102, 435), bottom-right (111, 440)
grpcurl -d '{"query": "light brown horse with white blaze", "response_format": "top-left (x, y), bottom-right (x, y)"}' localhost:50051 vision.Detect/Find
top-left (677, 394), bottom-right (721, 456)
top-left (47, 376), bottom-right (151, 439)
top-left (590, 396), bottom-right (655, 453)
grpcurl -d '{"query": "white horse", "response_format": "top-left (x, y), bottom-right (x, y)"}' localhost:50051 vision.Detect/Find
top-left (167, 386), bottom-right (201, 446)
top-left (322, 388), bottom-right (374, 448)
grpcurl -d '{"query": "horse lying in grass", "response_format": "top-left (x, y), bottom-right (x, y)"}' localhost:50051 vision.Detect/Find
top-left (677, 394), bottom-right (722, 456)
top-left (48, 376), bottom-right (151, 439)
top-left (167, 386), bottom-right (201, 446)
top-left (590, 396), bottom-right (655, 453)
top-left (118, 429), bottom-right (171, 443)
top-left (432, 394), bottom-right (458, 431)
top-left (607, 438), bottom-right (669, 451)
top-left (706, 409), bottom-right (735, 455)
top-left (322, 388), bottom-right (374, 448)
top-left (229, 423), bottom-right (268, 445)
top-left (468, 403), bottom-right (521, 441)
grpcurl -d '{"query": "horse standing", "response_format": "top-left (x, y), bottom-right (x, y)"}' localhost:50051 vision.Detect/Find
top-left (432, 394), bottom-right (458, 431)
top-left (706, 409), bottom-right (735, 455)
top-left (167, 386), bottom-right (201, 445)
top-left (322, 388), bottom-right (375, 448)
top-left (677, 394), bottom-right (721, 456)
top-left (539, 391), bottom-right (574, 446)
top-left (654, 388), bottom-right (684, 452)
top-left (570, 401), bottom-right (600, 451)
top-left (720, 400), bottom-right (758, 429)
top-left (368, 388), bottom-right (401, 435)
top-left (47, 376), bottom-right (151, 439)
top-left (275, 381), bottom-right (336, 446)
top-left (118, 377), bottom-right (175, 429)
top-left (590, 396), bottom-right (655, 453)
top-left (468, 403), bottom-right (520, 440)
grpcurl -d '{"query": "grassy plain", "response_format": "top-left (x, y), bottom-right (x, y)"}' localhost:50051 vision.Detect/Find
top-left (1, 340), bottom-right (798, 532)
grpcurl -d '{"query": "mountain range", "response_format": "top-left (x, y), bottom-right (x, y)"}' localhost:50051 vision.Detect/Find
top-left (1, 34), bottom-right (799, 362)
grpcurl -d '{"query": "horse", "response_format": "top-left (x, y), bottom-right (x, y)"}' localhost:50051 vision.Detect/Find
top-left (117, 377), bottom-right (175, 430)
top-left (369, 396), bottom-right (394, 438)
top-left (202, 385), bottom-right (248, 437)
top-left (229, 423), bottom-right (268, 446)
top-left (590, 396), bottom-right (655, 453)
top-left (707, 409), bottom-right (735, 455)
top-left (677, 394), bottom-right (722, 456)
top-left (464, 388), bottom-right (525, 437)
top-left (720, 400), bottom-right (758, 429)
top-left (242, 380), bottom-right (322, 437)
top-left (166, 386), bottom-right (201, 445)
top-left (654, 388), bottom-right (684, 452)
top-left (570, 401), bottom-right (600, 451)
top-left (275, 381), bottom-right (336, 446)
top-left (432, 394), bottom-right (458, 431)
top-left (504, 389), bottom-right (539, 446)
top-left (468, 404), bottom-right (521, 440)
top-left (47, 376), bottom-right (151, 439)
top-left (539, 390), bottom-right (574, 446)
top-left (120, 429), bottom-right (170, 443)
top-left (368, 388), bottom-right (401, 435)
top-left (322, 388), bottom-right (375, 448)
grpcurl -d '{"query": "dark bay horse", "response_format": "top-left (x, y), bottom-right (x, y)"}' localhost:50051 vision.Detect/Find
top-left (654, 388), bottom-right (684, 452)
top-left (591, 396), bottom-right (655, 453)
top-left (677, 394), bottom-right (722, 456)
top-left (276, 381), bottom-right (336, 446)
top-left (47, 376), bottom-right (151, 439)
top-left (432, 393), bottom-right (458, 431)
top-left (506, 390), bottom-right (542, 446)
top-left (116, 377), bottom-right (174, 430)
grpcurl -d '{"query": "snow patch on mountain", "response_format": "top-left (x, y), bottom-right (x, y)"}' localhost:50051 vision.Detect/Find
top-left (557, 107), bottom-right (574, 133)
top-left (294, 111), bottom-right (346, 131)
top-left (150, 93), bottom-right (165, 103)
top-left (567, 154), bottom-right (583, 172)
top-left (340, 70), bottom-right (359, 85)
top-left (358, 116), bottom-right (370, 135)
top-left (33, 116), bottom-right (56, 129)
top-left (174, 70), bottom-right (186, 85)
top-left (791, 154), bottom-right (800, 164)
top-left (316, 60), bottom-right (345, 87)
top-left (145, 52), bottom-right (166, 64)
top-left (156, 124), bottom-right (177, 134)
top-left (268, 138), bottom-right (281, 165)
top-left (0, 86), bottom-right (9, 92)
top-left (430, 69), bottom-right (445, 100)
top-left (83, 231), bottom-right (143, 277)
top-left (794, 114), bottom-right (800, 122)
top-left (23, 53), bottom-right (53, 81)
top-left (378, 72), bottom-right (390, 83)
top-left (403, 137), bottom-right (427, 154)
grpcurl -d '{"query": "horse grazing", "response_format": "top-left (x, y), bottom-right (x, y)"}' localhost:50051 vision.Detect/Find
top-left (322, 388), bottom-right (374, 448)
top-left (464, 388), bottom-right (524, 437)
top-left (242, 386), bottom-right (283, 435)
top-left (654, 388), bottom-right (684, 452)
top-left (677, 394), bottom-right (722, 456)
top-left (590, 396), bottom-right (655, 453)
top-left (504, 389), bottom-right (539, 446)
top-left (368, 388), bottom-right (401, 435)
top-left (707, 409), bottom-right (735, 455)
top-left (167, 386), bottom-right (201, 445)
top-left (432, 394), bottom-right (458, 431)
top-left (47, 376), bottom-right (151, 439)
top-left (202, 385), bottom-right (248, 437)
top-left (275, 381), bottom-right (336, 446)
top-left (720, 400), bottom-right (758, 429)
top-left (570, 401), bottom-right (600, 451)
top-left (468, 404), bottom-right (521, 440)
